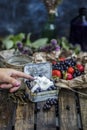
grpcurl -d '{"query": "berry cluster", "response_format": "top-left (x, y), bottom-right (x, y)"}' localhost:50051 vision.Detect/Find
top-left (25, 79), bottom-right (57, 94)
top-left (52, 57), bottom-right (84, 80)
top-left (34, 98), bottom-right (58, 113)
top-left (25, 80), bottom-right (32, 89)
top-left (39, 39), bottom-right (60, 52)
top-left (17, 42), bottom-right (33, 55)
top-left (17, 39), bottom-right (60, 55)
top-left (43, 98), bottom-right (58, 111)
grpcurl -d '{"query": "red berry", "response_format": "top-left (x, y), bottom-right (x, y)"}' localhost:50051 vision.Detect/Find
top-left (52, 70), bottom-right (62, 78)
top-left (52, 61), bottom-right (57, 65)
top-left (59, 57), bottom-right (65, 61)
top-left (66, 73), bottom-right (73, 80)
top-left (76, 64), bottom-right (84, 72)
top-left (67, 67), bottom-right (75, 74)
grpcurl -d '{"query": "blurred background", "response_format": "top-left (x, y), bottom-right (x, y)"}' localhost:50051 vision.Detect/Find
top-left (0, 0), bottom-right (87, 39)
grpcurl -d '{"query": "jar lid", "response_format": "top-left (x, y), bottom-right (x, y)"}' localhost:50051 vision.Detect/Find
top-left (24, 62), bottom-right (52, 79)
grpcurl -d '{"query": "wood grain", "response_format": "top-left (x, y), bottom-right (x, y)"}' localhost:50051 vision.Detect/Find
top-left (0, 91), bottom-right (16, 130)
top-left (59, 89), bottom-right (78, 130)
top-left (79, 89), bottom-right (87, 130)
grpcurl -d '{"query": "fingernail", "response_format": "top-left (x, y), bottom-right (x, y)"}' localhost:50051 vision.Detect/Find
top-left (14, 82), bottom-right (21, 87)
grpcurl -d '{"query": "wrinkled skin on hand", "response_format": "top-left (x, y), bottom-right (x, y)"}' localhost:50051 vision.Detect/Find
top-left (0, 68), bottom-right (34, 93)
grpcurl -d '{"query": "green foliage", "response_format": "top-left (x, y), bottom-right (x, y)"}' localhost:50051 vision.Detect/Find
top-left (31, 38), bottom-right (48, 49)
top-left (1, 33), bottom-right (48, 51)
top-left (2, 33), bottom-right (25, 49)
top-left (1, 33), bottom-right (81, 55)
top-left (58, 37), bottom-right (81, 54)
top-left (58, 37), bottom-right (70, 51)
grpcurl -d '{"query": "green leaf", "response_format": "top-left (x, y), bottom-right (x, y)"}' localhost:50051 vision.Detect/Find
top-left (3, 40), bottom-right (14, 49)
top-left (11, 33), bottom-right (25, 45)
top-left (17, 33), bottom-right (25, 40)
top-left (58, 37), bottom-right (70, 51)
top-left (74, 44), bottom-right (81, 54)
top-left (25, 33), bottom-right (32, 46)
top-left (2, 35), bottom-right (13, 42)
top-left (1, 33), bottom-right (25, 50)
top-left (31, 38), bottom-right (48, 49)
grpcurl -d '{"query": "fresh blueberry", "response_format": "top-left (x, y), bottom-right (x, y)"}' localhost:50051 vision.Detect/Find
top-left (46, 105), bottom-right (51, 110)
top-left (53, 98), bottom-right (58, 105)
top-left (43, 105), bottom-right (47, 111)
top-left (34, 88), bottom-right (40, 93)
top-left (50, 85), bottom-right (55, 90)
top-left (46, 99), bottom-right (50, 105)
top-left (47, 87), bottom-right (52, 91)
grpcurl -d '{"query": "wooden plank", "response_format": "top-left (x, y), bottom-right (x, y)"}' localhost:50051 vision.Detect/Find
top-left (36, 101), bottom-right (56, 130)
top-left (59, 89), bottom-right (78, 130)
top-left (0, 91), bottom-right (16, 130)
top-left (15, 101), bottom-right (34, 130)
top-left (78, 89), bottom-right (87, 130)
top-left (15, 99), bottom-right (58, 130)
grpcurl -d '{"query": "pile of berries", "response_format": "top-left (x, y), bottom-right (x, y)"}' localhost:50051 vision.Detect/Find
top-left (43, 98), bottom-right (58, 112)
top-left (25, 79), bottom-right (57, 94)
top-left (39, 39), bottom-right (60, 52)
top-left (52, 57), bottom-right (84, 80)
top-left (34, 98), bottom-right (58, 113)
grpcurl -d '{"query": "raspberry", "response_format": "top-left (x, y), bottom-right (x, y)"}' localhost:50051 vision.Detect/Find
top-left (66, 73), bottom-right (73, 80)
top-left (76, 64), bottom-right (84, 72)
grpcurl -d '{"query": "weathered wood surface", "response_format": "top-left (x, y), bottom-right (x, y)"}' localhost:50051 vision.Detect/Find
top-left (0, 88), bottom-right (87, 130)
top-left (0, 91), bottom-right (16, 130)
top-left (59, 89), bottom-right (78, 130)
top-left (15, 101), bottom-right (56, 130)
top-left (79, 89), bottom-right (87, 130)
top-left (15, 102), bottom-right (34, 130)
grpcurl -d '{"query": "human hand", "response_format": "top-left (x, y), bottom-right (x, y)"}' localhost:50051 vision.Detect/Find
top-left (0, 68), bottom-right (34, 93)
